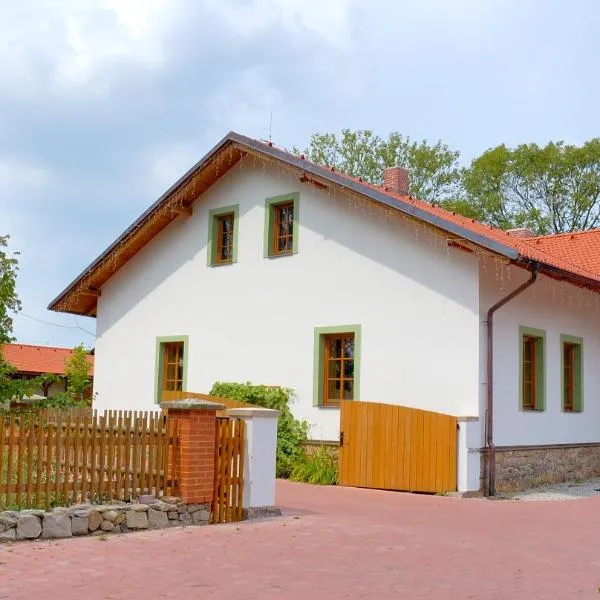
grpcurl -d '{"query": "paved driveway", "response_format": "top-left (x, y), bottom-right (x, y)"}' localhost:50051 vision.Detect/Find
top-left (2, 480), bottom-right (600, 599)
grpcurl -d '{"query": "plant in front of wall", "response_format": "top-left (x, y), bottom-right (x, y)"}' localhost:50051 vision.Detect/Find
top-left (210, 382), bottom-right (309, 478)
top-left (291, 446), bottom-right (338, 486)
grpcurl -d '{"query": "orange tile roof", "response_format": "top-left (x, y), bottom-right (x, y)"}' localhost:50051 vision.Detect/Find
top-left (1, 343), bottom-right (94, 376)
top-left (291, 146), bottom-right (600, 285)
top-left (526, 229), bottom-right (600, 279)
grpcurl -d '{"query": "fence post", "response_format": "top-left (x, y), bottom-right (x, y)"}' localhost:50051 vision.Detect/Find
top-left (457, 416), bottom-right (480, 494)
top-left (160, 399), bottom-right (224, 504)
top-left (225, 408), bottom-right (279, 511)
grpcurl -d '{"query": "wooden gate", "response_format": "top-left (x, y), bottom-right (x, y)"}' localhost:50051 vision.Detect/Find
top-left (339, 401), bottom-right (457, 493)
top-left (211, 416), bottom-right (245, 523)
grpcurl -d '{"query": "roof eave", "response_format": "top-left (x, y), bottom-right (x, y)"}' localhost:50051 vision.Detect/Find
top-left (47, 132), bottom-right (240, 313)
top-left (49, 131), bottom-right (532, 315)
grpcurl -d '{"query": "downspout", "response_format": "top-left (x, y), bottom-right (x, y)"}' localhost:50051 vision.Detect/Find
top-left (485, 263), bottom-right (539, 496)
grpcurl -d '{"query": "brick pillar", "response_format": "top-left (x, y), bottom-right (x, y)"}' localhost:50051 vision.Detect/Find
top-left (160, 399), bottom-right (224, 504)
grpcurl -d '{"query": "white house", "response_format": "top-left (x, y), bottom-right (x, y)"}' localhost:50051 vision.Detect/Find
top-left (49, 132), bottom-right (600, 494)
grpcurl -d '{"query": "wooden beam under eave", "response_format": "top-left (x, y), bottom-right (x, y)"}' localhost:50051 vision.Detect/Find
top-left (172, 205), bottom-right (193, 217)
top-left (80, 288), bottom-right (101, 298)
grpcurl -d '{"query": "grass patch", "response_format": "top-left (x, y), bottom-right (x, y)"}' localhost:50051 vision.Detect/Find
top-left (291, 446), bottom-right (338, 486)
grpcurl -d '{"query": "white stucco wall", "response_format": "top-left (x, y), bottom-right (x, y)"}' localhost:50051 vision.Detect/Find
top-left (93, 156), bottom-right (480, 441)
top-left (479, 262), bottom-right (600, 448)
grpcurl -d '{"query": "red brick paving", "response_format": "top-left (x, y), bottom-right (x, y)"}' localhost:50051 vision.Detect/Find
top-left (2, 481), bottom-right (600, 599)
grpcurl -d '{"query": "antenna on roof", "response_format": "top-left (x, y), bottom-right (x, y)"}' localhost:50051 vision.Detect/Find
top-left (268, 108), bottom-right (273, 143)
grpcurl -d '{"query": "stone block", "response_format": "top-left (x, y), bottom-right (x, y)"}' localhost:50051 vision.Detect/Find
top-left (192, 510), bottom-right (210, 524)
top-left (167, 511), bottom-right (179, 520)
top-left (125, 510), bottom-right (148, 530)
top-left (16, 515), bottom-right (42, 539)
top-left (161, 496), bottom-right (182, 505)
top-left (52, 507), bottom-right (70, 515)
top-left (148, 510), bottom-right (169, 529)
top-left (20, 509), bottom-right (45, 517)
top-left (114, 512), bottom-right (126, 526)
top-left (0, 528), bottom-right (16, 542)
top-left (179, 513), bottom-right (193, 525)
top-left (0, 513), bottom-right (18, 531)
top-left (129, 504), bottom-right (149, 512)
top-left (138, 495), bottom-right (156, 505)
top-left (88, 509), bottom-right (102, 532)
top-left (101, 520), bottom-right (115, 532)
top-left (152, 501), bottom-right (175, 512)
top-left (103, 510), bottom-right (119, 523)
top-left (71, 516), bottom-right (89, 536)
top-left (41, 514), bottom-right (72, 539)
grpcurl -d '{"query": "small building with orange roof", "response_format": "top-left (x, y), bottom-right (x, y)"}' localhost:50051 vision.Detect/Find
top-left (2, 343), bottom-right (94, 398)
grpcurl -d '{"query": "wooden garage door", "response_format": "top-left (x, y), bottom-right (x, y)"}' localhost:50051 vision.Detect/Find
top-left (339, 400), bottom-right (457, 493)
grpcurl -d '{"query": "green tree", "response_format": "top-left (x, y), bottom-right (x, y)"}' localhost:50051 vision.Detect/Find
top-left (295, 129), bottom-right (462, 204)
top-left (0, 235), bottom-right (21, 345)
top-left (64, 344), bottom-right (93, 404)
top-left (463, 140), bottom-right (600, 235)
top-left (0, 235), bottom-right (25, 404)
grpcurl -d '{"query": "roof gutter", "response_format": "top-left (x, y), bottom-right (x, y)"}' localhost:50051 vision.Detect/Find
top-left (484, 263), bottom-right (539, 496)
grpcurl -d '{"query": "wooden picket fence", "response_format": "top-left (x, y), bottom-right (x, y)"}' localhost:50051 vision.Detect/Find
top-left (0, 409), bottom-right (178, 510)
top-left (211, 416), bottom-right (244, 524)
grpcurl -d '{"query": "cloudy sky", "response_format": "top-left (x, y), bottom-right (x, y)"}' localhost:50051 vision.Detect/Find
top-left (1, 0), bottom-right (599, 348)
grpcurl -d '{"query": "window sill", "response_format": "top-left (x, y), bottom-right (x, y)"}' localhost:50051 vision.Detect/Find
top-left (265, 251), bottom-right (296, 260)
top-left (210, 261), bottom-right (236, 268)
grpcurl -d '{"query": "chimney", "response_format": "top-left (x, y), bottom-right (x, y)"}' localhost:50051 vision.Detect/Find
top-left (383, 166), bottom-right (409, 196)
top-left (507, 227), bottom-right (535, 238)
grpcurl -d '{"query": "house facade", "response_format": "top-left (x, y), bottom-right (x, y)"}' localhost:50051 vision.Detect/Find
top-left (49, 132), bottom-right (600, 494)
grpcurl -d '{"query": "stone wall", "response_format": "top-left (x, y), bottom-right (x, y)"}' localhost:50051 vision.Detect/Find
top-left (302, 440), bottom-right (339, 459)
top-left (483, 443), bottom-right (600, 492)
top-left (0, 496), bottom-right (211, 542)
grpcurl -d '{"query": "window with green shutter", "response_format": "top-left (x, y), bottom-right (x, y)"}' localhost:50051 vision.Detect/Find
top-left (519, 326), bottom-right (545, 411)
top-left (561, 335), bottom-right (583, 413)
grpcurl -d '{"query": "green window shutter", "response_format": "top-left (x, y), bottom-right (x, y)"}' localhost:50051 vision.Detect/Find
top-left (264, 192), bottom-right (300, 258)
top-left (560, 334), bottom-right (584, 413)
top-left (518, 326), bottom-right (546, 412)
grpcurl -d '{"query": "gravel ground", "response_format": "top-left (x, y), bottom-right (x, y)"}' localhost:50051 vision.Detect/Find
top-left (508, 477), bottom-right (600, 501)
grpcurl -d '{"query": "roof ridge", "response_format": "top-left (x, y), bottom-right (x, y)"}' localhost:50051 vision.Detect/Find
top-left (2, 342), bottom-right (77, 352)
top-left (530, 228), bottom-right (600, 241)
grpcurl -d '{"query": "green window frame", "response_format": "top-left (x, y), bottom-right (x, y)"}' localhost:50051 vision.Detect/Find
top-left (264, 192), bottom-right (299, 258)
top-left (560, 334), bottom-right (583, 413)
top-left (207, 205), bottom-right (239, 267)
top-left (313, 324), bottom-right (361, 407)
top-left (518, 326), bottom-right (546, 412)
top-left (154, 335), bottom-right (189, 404)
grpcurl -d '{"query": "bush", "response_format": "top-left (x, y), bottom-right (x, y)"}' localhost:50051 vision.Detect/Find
top-left (291, 446), bottom-right (338, 485)
top-left (210, 382), bottom-right (309, 478)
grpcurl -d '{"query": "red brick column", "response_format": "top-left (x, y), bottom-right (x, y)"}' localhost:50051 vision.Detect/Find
top-left (161, 399), bottom-right (224, 504)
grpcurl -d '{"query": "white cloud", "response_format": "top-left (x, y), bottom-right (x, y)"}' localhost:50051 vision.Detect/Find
top-left (206, 67), bottom-right (284, 137)
top-left (204, 0), bottom-right (353, 47)
top-left (0, 0), bottom-right (181, 96)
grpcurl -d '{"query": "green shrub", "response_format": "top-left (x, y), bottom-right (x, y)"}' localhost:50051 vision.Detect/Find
top-left (210, 382), bottom-right (309, 478)
top-left (291, 446), bottom-right (338, 485)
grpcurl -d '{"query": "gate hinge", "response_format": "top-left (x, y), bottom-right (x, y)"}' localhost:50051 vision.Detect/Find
top-left (339, 431), bottom-right (344, 447)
